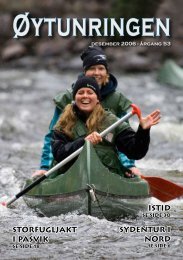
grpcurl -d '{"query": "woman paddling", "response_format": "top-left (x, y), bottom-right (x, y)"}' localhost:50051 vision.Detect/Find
top-left (51, 76), bottom-right (161, 177)
top-left (33, 46), bottom-right (139, 177)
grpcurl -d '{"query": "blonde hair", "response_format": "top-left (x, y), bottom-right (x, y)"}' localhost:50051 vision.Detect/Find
top-left (103, 73), bottom-right (110, 85)
top-left (55, 103), bottom-right (105, 138)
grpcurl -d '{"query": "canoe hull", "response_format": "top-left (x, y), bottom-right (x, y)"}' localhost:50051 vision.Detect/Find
top-left (24, 191), bottom-right (150, 219)
top-left (24, 142), bottom-right (150, 219)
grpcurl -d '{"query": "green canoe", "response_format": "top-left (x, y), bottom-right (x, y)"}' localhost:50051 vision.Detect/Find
top-left (157, 59), bottom-right (183, 88)
top-left (24, 142), bottom-right (150, 219)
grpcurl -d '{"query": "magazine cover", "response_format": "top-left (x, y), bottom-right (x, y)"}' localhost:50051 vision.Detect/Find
top-left (0, 0), bottom-right (182, 259)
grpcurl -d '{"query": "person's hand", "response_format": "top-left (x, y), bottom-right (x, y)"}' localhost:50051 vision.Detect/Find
top-left (32, 169), bottom-right (47, 178)
top-left (85, 131), bottom-right (102, 145)
top-left (129, 167), bottom-right (142, 176)
top-left (124, 167), bottom-right (142, 178)
top-left (140, 109), bottom-right (161, 130)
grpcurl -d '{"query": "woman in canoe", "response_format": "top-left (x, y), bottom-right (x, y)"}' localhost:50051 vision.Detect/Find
top-left (51, 76), bottom-right (161, 177)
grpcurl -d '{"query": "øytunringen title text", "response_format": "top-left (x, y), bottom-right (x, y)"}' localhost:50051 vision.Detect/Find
top-left (13, 13), bottom-right (171, 39)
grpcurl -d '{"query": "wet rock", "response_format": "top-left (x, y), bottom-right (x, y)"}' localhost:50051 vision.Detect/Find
top-left (107, 47), bottom-right (152, 72)
top-left (0, 0), bottom-right (182, 71)
top-left (34, 38), bottom-right (72, 57)
top-left (56, 56), bottom-right (82, 71)
top-left (35, 41), bottom-right (62, 57)
top-left (121, 54), bottom-right (152, 72)
top-left (2, 42), bottom-right (27, 61)
top-left (0, 13), bottom-right (12, 38)
top-left (6, 56), bottom-right (41, 69)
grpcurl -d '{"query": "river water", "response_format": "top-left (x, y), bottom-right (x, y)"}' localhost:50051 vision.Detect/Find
top-left (0, 69), bottom-right (182, 260)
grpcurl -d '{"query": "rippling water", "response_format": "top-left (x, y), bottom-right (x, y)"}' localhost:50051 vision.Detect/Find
top-left (0, 70), bottom-right (182, 259)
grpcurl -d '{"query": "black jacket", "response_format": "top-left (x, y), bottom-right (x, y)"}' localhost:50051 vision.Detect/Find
top-left (51, 110), bottom-right (150, 164)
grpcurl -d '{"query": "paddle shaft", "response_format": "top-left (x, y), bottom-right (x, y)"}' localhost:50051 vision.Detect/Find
top-left (5, 109), bottom-right (136, 206)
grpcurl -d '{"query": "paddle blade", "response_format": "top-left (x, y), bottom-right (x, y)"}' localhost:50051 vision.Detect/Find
top-left (141, 175), bottom-right (183, 202)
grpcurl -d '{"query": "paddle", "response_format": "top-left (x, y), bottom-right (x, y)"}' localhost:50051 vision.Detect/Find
top-left (1, 104), bottom-right (140, 207)
top-left (140, 175), bottom-right (183, 202)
